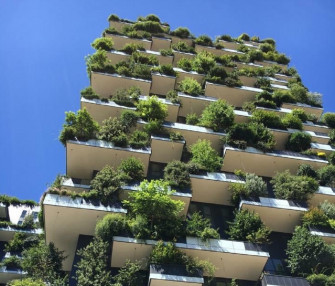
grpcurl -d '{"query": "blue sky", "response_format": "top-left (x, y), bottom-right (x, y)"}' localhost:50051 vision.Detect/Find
top-left (1, 0), bottom-right (334, 201)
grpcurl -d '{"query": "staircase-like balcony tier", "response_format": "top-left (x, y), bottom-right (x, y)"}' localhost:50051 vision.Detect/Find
top-left (282, 102), bottom-right (323, 120)
top-left (105, 33), bottom-right (152, 50)
top-left (195, 44), bottom-right (244, 57)
top-left (109, 19), bottom-right (133, 33)
top-left (151, 72), bottom-right (176, 96)
top-left (150, 135), bottom-right (185, 163)
top-left (309, 186), bottom-right (335, 207)
top-left (172, 50), bottom-right (195, 67)
top-left (254, 60), bottom-right (288, 71)
top-left (174, 68), bottom-right (205, 88)
top-left (310, 142), bottom-right (335, 156)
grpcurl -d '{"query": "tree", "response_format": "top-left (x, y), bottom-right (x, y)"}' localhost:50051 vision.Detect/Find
top-left (91, 37), bottom-right (114, 51)
top-left (118, 157), bottom-right (144, 183)
top-left (95, 214), bottom-right (129, 241)
top-left (8, 278), bottom-right (45, 286)
top-left (164, 161), bottom-right (190, 189)
top-left (136, 96), bottom-right (168, 122)
top-left (124, 180), bottom-right (184, 240)
top-left (75, 238), bottom-right (112, 286)
top-left (286, 132), bottom-right (312, 152)
top-left (112, 260), bottom-right (144, 286)
top-left (199, 99), bottom-right (234, 131)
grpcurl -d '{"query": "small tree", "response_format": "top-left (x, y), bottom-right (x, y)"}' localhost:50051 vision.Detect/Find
top-left (59, 108), bottom-right (99, 146)
top-left (98, 117), bottom-right (126, 143)
top-left (226, 209), bottom-right (271, 244)
top-left (112, 260), bottom-right (145, 286)
top-left (286, 132), bottom-right (311, 152)
top-left (199, 99), bottom-right (234, 131)
top-left (91, 37), bottom-right (114, 51)
top-left (190, 139), bottom-right (222, 172)
top-left (118, 156), bottom-right (144, 183)
top-left (251, 109), bottom-right (285, 129)
top-left (192, 51), bottom-right (216, 74)
top-left (318, 165), bottom-right (335, 188)
top-left (8, 279), bottom-right (45, 286)
top-left (95, 214), bottom-right (129, 241)
top-left (186, 212), bottom-right (220, 241)
top-left (296, 164), bottom-right (317, 178)
top-left (323, 113), bottom-right (335, 128)
top-left (75, 238), bottom-right (112, 286)
top-left (179, 77), bottom-right (202, 95)
top-left (164, 161), bottom-right (190, 189)
top-left (136, 96), bottom-right (168, 122)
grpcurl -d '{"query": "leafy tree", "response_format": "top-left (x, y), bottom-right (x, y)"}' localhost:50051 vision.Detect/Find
top-left (98, 117), bottom-right (126, 143)
top-left (192, 51), bottom-right (216, 74)
top-left (124, 180), bottom-right (184, 240)
top-left (226, 209), bottom-right (271, 244)
top-left (302, 208), bottom-right (329, 227)
top-left (81, 86), bottom-right (100, 100)
top-left (319, 201), bottom-right (335, 219)
top-left (5, 233), bottom-right (27, 253)
top-left (297, 164), bottom-right (317, 178)
top-left (120, 110), bottom-right (139, 132)
top-left (286, 131), bottom-right (311, 152)
top-left (323, 113), bottom-right (335, 128)
top-left (164, 161), bottom-right (190, 189)
top-left (271, 170), bottom-right (318, 201)
top-left (186, 212), bottom-right (220, 241)
top-left (112, 260), bottom-right (145, 286)
top-left (190, 139), bottom-right (222, 172)
top-left (118, 157), bottom-right (144, 183)
top-left (91, 37), bottom-right (114, 51)
top-left (8, 278), bottom-right (45, 286)
top-left (90, 165), bottom-right (122, 204)
top-left (282, 113), bottom-right (303, 130)
top-left (136, 96), bottom-right (168, 122)
top-left (318, 165), bottom-right (335, 188)
top-left (199, 100), bottom-right (234, 131)
top-left (286, 226), bottom-right (335, 275)
top-left (179, 77), bottom-right (202, 95)
top-left (251, 109), bottom-right (285, 129)
top-left (129, 130), bottom-right (149, 149)
top-left (59, 108), bottom-right (99, 146)
top-left (170, 27), bottom-right (191, 38)
top-left (95, 214), bottom-right (129, 241)
top-left (194, 35), bottom-right (213, 46)
top-left (75, 238), bottom-right (112, 286)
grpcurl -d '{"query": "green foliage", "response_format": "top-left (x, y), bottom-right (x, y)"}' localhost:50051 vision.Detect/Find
top-left (290, 83), bottom-right (308, 103)
top-left (206, 65), bottom-right (228, 84)
top-left (302, 208), bottom-right (329, 227)
top-left (98, 117), bottom-right (126, 144)
top-left (192, 51), bottom-right (216, 74)
top-left (81, 86), bottom-right (100, 100)
top-left (133, 20), bottom-right (164, 33)
top-left (86, 50), bottom-right (115, 76)
top-left (124, 180), bottom-right (184, 240)
top-left (286, 131), bottom-right (311, 152)
top-left (248, 49), bottom-right (264, 62)
top-left (329, 129), bottom-right (335, 147)
top-left (118, 156), bottom-right (144, 182)
top-left (8, 278), bottom-right (45, 286)
top-left (323, 113), bottom-right (335, 128)
top-left (170, 27), bottom-right (191, 38)
top-left (190, 139), bottom-right (222, 172)
top-left (179, 77), bottom-right (203, 95)
top-left (186, 212), bottom-right (220, 241)
top-left (112, 260), bottom-right (145, 286)
top-left (160, 48), bottom-right (174, 56)
top-left (75, 237), bottom-right (112, 286)
top-left (218, 34), bottom-right (233, 42)
top-left (113, 86), bottom-right (141, 107)
top-left (195, 35), bottom-right (213, 46)
top-left (259, 43), bottom-right (275, 53)
top-left (227, 209), bottom-right (271, 244)
top-left (172, 41), bottom-right (195, 53)
top-left (238, 33), bottom-right (250, 41)
top-left (254, 77), bottom-right (272, 90)
top-left (292, 108), bottom-right (308, 122)
top-left (169, 131), bottom-right (183, 141)
top-left (91, 37), bottom-right (114, 51)
top-left (138, 14), bottom-right (161, 23)
top-left (251, 109), bottom-right (285, 129)
top-left (271, 170), bottom-right (319, 201)
top-left (272, 89), bottom-right (296, 106)
top-left (0, 195), bottom-right (37, 207)
top-left (129, 130), bottom-right (149, 149)
top-left (199, 99), bottom-right (234, 131)
top-left (319, 201), bottom-right (335, 219)
top-left (286, 226), bottom-right (335, 276)
top-left (223, 74), bottom-right (242, 87)
top-left (108, 14), bottom-right (120, 21)
top-left (90, 165), bottom-right (122, 204)
top-left (95, 214), bottom-right (129, 241)
top-left (120, 110), bottom-right (139, 132)
top-left (1, 255), bottom-right (21, 268)
top-left (318, 165), bottom-right (335, 187)
top-left (297, 164), bottom-right (317, 178)
top-left (327, 152), bottom-right (335, 165)
top-left (137, 96), bottom-right (168, 122)
top-left (307, 274), bottom-right (332, 286)
top-left (59, 108), bottom-right (99, 145)
top-left (143, 119), bottom-right (163, 135)
top-left (282, 113), bottom-right (303, 130)
top-left (177, 57), bottom-right (193, 71)
top-left (166, 90), bottom-right (181, 104)
top-left (164, 161), bottom-right (190, 188)
top-left (119, 43), bottom-right (145, 55)
top-left (131, 51), bottom-right (158, 65)
top-left (261, 38), bottom-right (276, 46)
top-left (153, 64), bottom-right (176, 76)
top-left (186, 113), bottom-right (200, 125)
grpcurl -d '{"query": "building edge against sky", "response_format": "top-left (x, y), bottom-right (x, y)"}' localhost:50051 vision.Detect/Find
top-left (2, 12), bottom-right (335, 286)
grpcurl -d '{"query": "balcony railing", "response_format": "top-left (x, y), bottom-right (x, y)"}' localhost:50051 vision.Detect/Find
top-left (261, 274), bottom-right (310, 286)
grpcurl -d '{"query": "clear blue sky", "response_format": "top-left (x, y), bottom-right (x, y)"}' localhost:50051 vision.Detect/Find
top-left (1, 0), bottom-right (334, 202)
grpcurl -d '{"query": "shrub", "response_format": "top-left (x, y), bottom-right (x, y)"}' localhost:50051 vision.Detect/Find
top-left (120, 110), bottom-right (139, 132)
top-left (328, 152), bottom-right (335, 165)
top-left (5, 233), bottom-right (26, 253)
top-left (153, 64), bottom-right (176, 76)
top-left (223, 74), bottom-right (242, 87)
top-left (59, 108), bottom-right (99, 145)
top-left (166, 90), bottom-right (180, 104)
top-left (91, 37), bottom-right (114, 51)
top-left (206, 65), bottom-right (228, 84)
top-left (237, 33), bottom-right (250, 41)
top-left (329, 129), bottom-right (335, 147)
top-left (95, 214), bottom-right (129, 241)
top-left (254, 77), bottom-right (271, 89)
top-left (143, 119), bottom-right (163, 135)
top-left (8, 279), bottom-right (45, 286)
top-left (292, 108), bottom-right (308, 122)
top-left (302, 208), bottom-right (329, 227)
top-left (218, 34), bottom-right (233, 42)
top-left (179, 77), bottom-right (202, 95)
top-left (282, 113), bottom-right (303, 130)
top-left (131, 52), bottom-right (158, 65)
top-left (129, 130), bottom-right (149, 149)
top-left (322, 113), bottom-right (335, 128)
top-left (251, 109), bottom-right (285, 129)
top-left (160, 49), bottom-right (173, 56)
top-left (195, 35), bottom-right (213, 46)
top-left (137, 96), bottom-right (168, 122)
top-left (186, 113), bottom-right (199, 125)
top-left (98, 117), bottom-right (125, 142)
top-left (271, 170), bottom-right (319, 201)
top-left (164, 161), bottom-right (190, 189)
top-left (169, 131), bottom-right (184, 141)
top-left (139, 14), bottom-right (161, 22)
top-left (254, 99), bottom-right (277, 109)
top-left (108, 14), bottom-right (120, 21)
top-left (190, 139), bottom-right (222, 172)
top-left (307, 274), bottom-right (329, 286)
top-left (133, 21), bottom-right (164, 33)
top-left (118, 157), bottom-right (144, 182)
top-left (177, 57), bottom-right (193, 71)
top-left (1, 256), bottom-right (21, 269)
top-left (199, 99), bottom-right (234, 131)
top-left (80, 86), bottom-right (99, 100)
top-left (272, 89), bottom-right (296, 106)
top-left (226, 209), bottom-right (271, 244)
top-left (259, 43), bottom-right (275, 53)
top-left (318, 165), bottom-right (335, 188)
top-left (113, 86), bottom-right (141, 107)
top-left (112, 260), bottom-right (145, 286)
top-left (248, 49), bottom-right (264, 62)
top-left (192, 51), bottom-right (216, 74)
top-left (290, 83), bottom-right (308, 103)
top-left (186, 212), bottom-right (219, 241)
top-left (319, 201), bottom-right (335, 219)
top-left (170, 27), bottom-right (191, 38)
top-left (120, 43), bottom-right (145, 55)
top-left (171, 41), bottom-right (195, 53)
top-left (297, 164), bottom-right (317, 178)
top-left (132, 63), bottom-right (152, 80)
top-left (286, 132), bottom-right (311, 152)
top-left (86, 50), bottom-right (115, 76)
top-left (90, 165), bottom-right (122, 204)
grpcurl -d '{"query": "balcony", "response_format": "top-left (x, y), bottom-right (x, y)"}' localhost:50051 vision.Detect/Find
top-left (81, 97), bottom-right (136, 124)
top-left (0, 203), bottom-right (7, 219)
top-left (190, 172), bottom-right (244, 206)
top-left (66, 139), bottom-right (151, 180)
top-left (274, 73), bottom-right (292, 81)
top-left (0, 266), bottom-right (26, 285)
top-left (303, 121), bottom-right (331, 136)
top-left (281, 102), bottom-right (323, 120)
top-left (309, 226), bottom-right (335, 244)
top-left (91, 72), bottom-right (151, 99)
top-left (43, 193), bottom-right (126, 271)
top-left (110, 236), bottom-right (269, 281)
top-left (218, 40), bottom-right (240, 50)
top-left (174, 68), bottom-right (205, 88)
top-left (140, 50), bottom-right (174, 66)
top-left (240, 197), bottom-right (307, 233)
top-left (140, 96), bottom-right (179, 122)
top-left (195, 44), bottom-right (244, 57)
top-left (177, 92), bottom-right (215, 118)
top-left (267, 77), bottom-right (288, 87)
top-left (309, 186), bottom-right (335, 207)
top-left (151, 72), bottom-right (176, 96)
top-left (165, 34), bottom-right (194, 47)
top-left (238, 76), bottom-right (257, 87)
top-left (254, 60), bottom-right (287, 71)
top-left (205, 82), bottom-right (262, 108)
top-left (222, 146), bottom-right (328, 177)
top-left (105, 33), bottom-right (152, 50)
top-left (151, 36), bottom-right (172, 51)
top-left (234, 62), bottom-right (263, 70)
top-left (150, 135), bottom-right (185, 164)
top-left (148, 264), bottom-right (204, 286)
top-left (106, 50), bottom-right (130, 65)
top-left (109, 19), bottom-right (132, 33)
top-left (261, 274), bottom-right (310, 286)
top-left (310, 142), bottom-right (335, 156)
top-left (172, 50), bottom-right (195, 67)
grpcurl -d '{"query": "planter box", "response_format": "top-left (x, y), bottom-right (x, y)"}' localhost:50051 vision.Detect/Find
top-left (150, 135), bottom-right (185, 163)
top-left (91, 72), bottom-right (151, 98)
top-left (238, 75), bottom-right (258, 87)
top-left (222, 146), bottom-right (328, 177)
top-left (177, 92), bottom-right (215, 118)
top-left (140, 96), bottom-right (179, 122)
top-left (43, 194), bottom-right (126, 271)
top-left (66, 139), bottom-right (151, 179)
top-left (111, 236), bottom-right (269, 281)
top-left (234, 62), bottom-right (263, 70)
top-left (267, 76), bottom-right (288, 87)
top-left (218, 40), bottom-right (240, 50)
top-left (174, 68), bottom-right (205, 88)
top-left (309, 186), bottom-right (335, 207)
top-left (282, 102), bottom-right (324, 120)
top-left (234, 109), bottom-right (251, 123)
top-left (261, 274), bottom-right (310, 286)
top-left (310, 142), bottom-right (335, 156)
top-left (274, 73), bottom-right (292, 81)
top-left (205, 82), bottom-right (262, 108)
top-left (190, 172), bottom-right (244, 206)
top-left (108, 20), bottom-right (132, 33)
top-left (240, 197), bottom-right (308, 233)
top-left (309, 226), bottom-right (335, 244)
top-left (172, 50), bottom-right (195, 67)
top-left (151, 36), bottom-right (172, 51)
top-left (139, 50), bottom-right (174, 66)
top-left (150, 73), bottom-right (176, 96)
top-left (166, 35), bottom-right (194, 47)
top-left (254, 60), bottom-right (288, 71)
top-left (303, 121), bottom-right (331, 136)
top-left (106, 51), bottom-right (130, 65)
top-left (195, 44), bottom-right (244, 57)
top-left (105, 33), bottom-right (151, 50)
